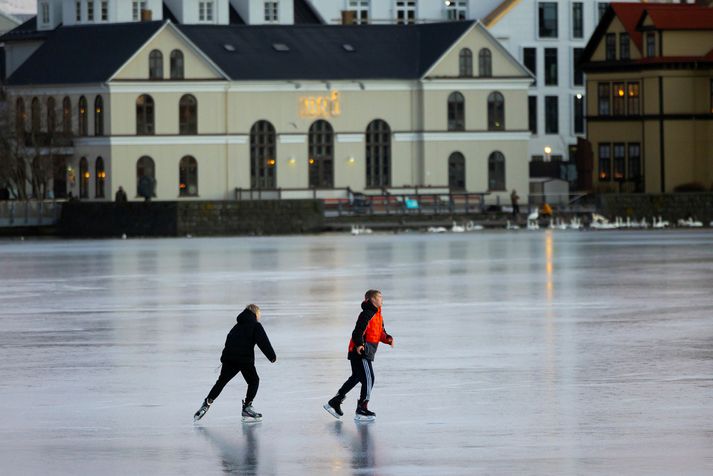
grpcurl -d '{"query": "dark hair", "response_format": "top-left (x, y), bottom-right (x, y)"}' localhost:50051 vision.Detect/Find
top-left (364, 289), bottom-right (381, 300)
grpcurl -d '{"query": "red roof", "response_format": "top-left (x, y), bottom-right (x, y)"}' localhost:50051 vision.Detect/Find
top-left (610, 3), bottom-right (713, 53)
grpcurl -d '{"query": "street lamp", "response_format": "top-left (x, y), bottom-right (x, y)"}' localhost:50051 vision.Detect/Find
top-left (544, 146), bottom-right (552, 161)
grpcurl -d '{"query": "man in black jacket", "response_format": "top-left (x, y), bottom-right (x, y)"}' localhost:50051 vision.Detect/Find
top-left (194, 304), bottom-right (277, 422)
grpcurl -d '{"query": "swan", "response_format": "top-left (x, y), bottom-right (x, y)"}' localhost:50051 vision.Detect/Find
top-left (506, 220), bottom-right (520, 230)
top-left (451, 221), bottom-right (466, 233)
top-left (427, 226), bottom-right (448, 233)
top-left (465, 221), bottom-right (483, 232)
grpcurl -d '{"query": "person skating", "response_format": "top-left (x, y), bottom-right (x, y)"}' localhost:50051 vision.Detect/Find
top-left (324, 290), bottom-right (394, 421)
top-left (194, 304), bottom-right (277, 423)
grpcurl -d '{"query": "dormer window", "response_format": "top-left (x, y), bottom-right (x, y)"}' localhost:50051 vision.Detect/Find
top-left (132, 1), bottom-right (147, 21)
top-left (75, 1), bottom-right (81, 21)
top-left (646, 32), bottom-right (656, 57)
top-left (619, 33), bottom-right (630, 60)
top-left (199, 1), bottom-right (214, 22)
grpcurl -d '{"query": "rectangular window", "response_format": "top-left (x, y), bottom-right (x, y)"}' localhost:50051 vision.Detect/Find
top-left (396, 1), bottom-right (416, 25)
top-left (574, 95), bottom-right (584, 134)
top-left (523, 48), bottom-right (537, 81)
top-left (40, 2), bottom-right (50, 23)
top-left (628, 143), bottom-right (641, 180)
top-left (132, 1), bottom-right (146, 21)
top-left (445, 0), bottom-right (467, 21)
top-left (612, 82), bottom-right (625, 115)
top-left (599, 143), bottom-right (611, 181)
top-left (544, 48), bottom-right (558, 86)
top-left (545, 96), bottom-right (559, 134)
top-left (573, 48), bottom-right (583, 86)
top-left (538, 2), bottom-right (558, 38)
top-left (598, 2), bottom-right (609, 21)
top-left (619, 33), bottom-right (630, 60)
top-left (349, 0), bottom-right (370, 24)
top-left (598, 82), bottom-right (610, 115)
top-left (200, 1), bottom-right (215, 21)
top-left (101, 1), bottom-right (108, 20)
top-left (528, 96), bottom-right (538, 134)
top-left (646, 32), bottom-right (656, 57)
top-left (627, 82), bottom-right (640, 115)
top-left (572, 2), bottom-right (583, 38)
top-left (87, 0), bottom-right (94, 21)
top-left (76, 1), bottom-right (81, 21)
top-left (605, 33), bottom-right (616, 61)
top-left (613, 143), bottom-right (625, 180)
top-left (264, 1), bottom-right (278, 22)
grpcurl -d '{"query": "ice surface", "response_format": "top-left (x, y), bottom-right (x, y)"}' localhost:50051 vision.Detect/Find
top-left (1, 230), bottom-right (712, 475)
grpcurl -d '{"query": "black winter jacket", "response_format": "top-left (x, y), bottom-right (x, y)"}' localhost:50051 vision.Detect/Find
top-left (220, 309), bottom-right (277, 364)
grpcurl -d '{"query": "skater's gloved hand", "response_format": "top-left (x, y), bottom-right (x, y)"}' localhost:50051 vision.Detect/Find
top-left (386, 336), bottom-right (394, 347)
top-left (271, 357), bottom-right (277, 363)
top-left (356, 345), bottom-right (365, 355)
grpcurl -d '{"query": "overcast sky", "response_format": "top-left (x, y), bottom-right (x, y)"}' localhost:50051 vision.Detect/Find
top-left (0, 0), bottom-right (36, 14)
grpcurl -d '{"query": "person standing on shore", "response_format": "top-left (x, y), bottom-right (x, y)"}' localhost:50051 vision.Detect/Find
top-left (324, 290), bottom-right (394, 421)
top-left (510, 189), bottom-right (520, 218)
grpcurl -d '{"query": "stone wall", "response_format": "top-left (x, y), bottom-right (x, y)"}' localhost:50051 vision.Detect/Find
top-left (59, 200), bottom-right (323, 237)
top-left (597, 193), bottom-right (713, 223)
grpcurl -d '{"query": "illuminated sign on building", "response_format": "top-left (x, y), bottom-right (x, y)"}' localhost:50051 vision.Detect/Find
top-left (299, 91), bottom-right (341, 118)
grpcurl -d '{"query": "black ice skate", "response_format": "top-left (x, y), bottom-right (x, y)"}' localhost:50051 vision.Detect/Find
top-left (193, 398), bottom-right (212, 422)
top-left (323, 394), bottom-right (345, 419)
top-left (242, 400), bottom-right (263, 423)
top-left (354, 400), bottom-right (376, 422)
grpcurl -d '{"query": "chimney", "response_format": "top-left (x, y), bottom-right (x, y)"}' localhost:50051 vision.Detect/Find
top-left (341, 10), bottom-right (356, 25)
top-left (141, 9), bottom-right (153, 22)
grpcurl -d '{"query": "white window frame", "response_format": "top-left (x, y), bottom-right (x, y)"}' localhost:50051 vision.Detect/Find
top-left (444, 0), bottom-right (467, 21)
top-left (199, 1), bottom-right (214, 22)
top-left (87, 0), bottom-right (94, 21)
top-left (101, 1), bottom-right (108, 21)
top-left (348, 0), bottom-right (370, 24)
top-left (571, 1), bottom-right (584, 40)
top-left (395, 0), bottom-right (416, 25)
top-left (537, 1), bottom-right (559, 40)
top-left (264, 1), bottom-right (279, 23)
top-left (40, 1), bottom-right (50, 24)
top-left (75, 1), bottom-right (82, 22)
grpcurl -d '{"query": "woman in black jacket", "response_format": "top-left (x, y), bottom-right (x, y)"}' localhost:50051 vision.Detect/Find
top-left (194, 304), bottom-right (277, 422)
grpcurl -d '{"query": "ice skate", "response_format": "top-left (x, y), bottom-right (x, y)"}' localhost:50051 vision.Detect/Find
top-left (193, 398), bottom-right (212, 422)
top-left (354, 401), bottom-right (375, 422)
top-left (241, 400), bottom-right (263, 423)
top-left (323, 394), bottom-right (345, 419)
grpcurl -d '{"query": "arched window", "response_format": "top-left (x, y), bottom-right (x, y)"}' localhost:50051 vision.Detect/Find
top-left (62, 96), bottom-right (72, 134)
top-left (179, 156), bottom-right (198, 197)
top-left (47, 97), bottom-right (56, 133)
top-left (250, 121), bottom-right (277, 189)
top-left (459, 48), bottom-right (473, 77)
top-left (31, 97), bottom-right (41, 134)
top-left (487, 91), bottom-right (505, 131)
top-left (448, 152), bottom-right (466, 190)
top-left (136, 94), bottom-right (155, 135)
top-left (15, 98), bottom-right (25, 136)
top-left (479, 48), bottom-right (492, 77)
top-left (179, 94), bottom-right (197, 135)
top-left (79, 156), bottom-right (89, 198)
top-left (365, 119), bottom-right (391, 188)
top-left (149, 50), bottom-right (163, 80)
top-left (488, 151), bottom-right (506, 191)
top-left (78, 96), bottom-right (88, 136)
top-left (94, 95), bottom-right (104, 136)
top-left (308, 120), bottom-right (334, 189)
top-left (170, 50), bottom-right (184, 80)
top-left (447, 92), bottom-right (465, 131)
top-left (95, 156), bottom-right (105, 198)
top-left (136, 156), bottom-right (156, 198)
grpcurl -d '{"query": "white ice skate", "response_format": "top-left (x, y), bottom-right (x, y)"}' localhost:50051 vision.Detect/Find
top-left (241, 400), bottom-right (263, 423)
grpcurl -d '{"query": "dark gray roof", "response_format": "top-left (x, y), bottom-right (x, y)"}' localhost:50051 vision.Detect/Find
top-left (7, 21), bottom-right (164, 85)
top-left (180, 22), bottom-right (474, 80)
top-left (6, 20), bottom-right (474, 85)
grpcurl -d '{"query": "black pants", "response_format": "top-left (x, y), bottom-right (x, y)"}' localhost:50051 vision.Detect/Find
top-left (207, 362), bottom-right (259, 403)
top-left (338, 357), bottom-right (374, 403)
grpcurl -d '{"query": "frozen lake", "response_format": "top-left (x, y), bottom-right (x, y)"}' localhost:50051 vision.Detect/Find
top-left (1, 230), bottom-right (712, 475)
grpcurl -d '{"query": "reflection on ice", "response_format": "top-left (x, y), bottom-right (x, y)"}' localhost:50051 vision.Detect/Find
top-left (1, 231), bottom-right (713, 474)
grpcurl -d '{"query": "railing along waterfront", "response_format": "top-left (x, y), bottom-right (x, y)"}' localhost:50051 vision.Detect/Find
top-left (0, 200), bottom-right (62, 227)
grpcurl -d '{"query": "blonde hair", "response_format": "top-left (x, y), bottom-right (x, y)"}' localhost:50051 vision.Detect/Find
top-left (245, 304), bottom-right (261, 315)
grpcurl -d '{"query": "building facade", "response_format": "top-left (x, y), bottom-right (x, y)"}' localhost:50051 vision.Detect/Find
top-left (2, 20), bottom-right (533, 202)
top-left (581, 2), bottom-right (713, 193)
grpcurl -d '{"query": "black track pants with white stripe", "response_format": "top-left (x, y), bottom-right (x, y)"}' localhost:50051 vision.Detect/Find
top-left (338, 357), bottom-right (374, 403)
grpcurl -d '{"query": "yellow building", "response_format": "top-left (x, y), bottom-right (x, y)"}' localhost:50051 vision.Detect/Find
top-left (581, 2), bottom-right (713, 193)
top-left (2, 19), bottom-right (533, 203)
